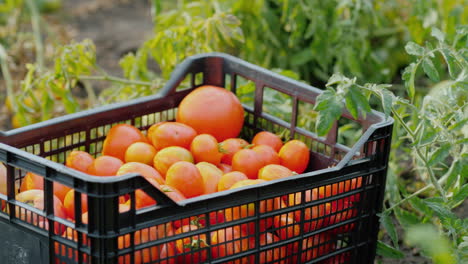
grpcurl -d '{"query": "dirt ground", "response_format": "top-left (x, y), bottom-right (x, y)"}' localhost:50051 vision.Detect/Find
top-left (1, 0), bottom-right (466, 262)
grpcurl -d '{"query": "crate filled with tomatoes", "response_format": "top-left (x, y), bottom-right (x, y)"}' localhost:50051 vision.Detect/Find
top-left (0, 53), bottom-right (393, 263)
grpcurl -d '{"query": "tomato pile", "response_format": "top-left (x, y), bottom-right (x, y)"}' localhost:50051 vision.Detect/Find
top-left (0, 85), bottom-right (363, 263)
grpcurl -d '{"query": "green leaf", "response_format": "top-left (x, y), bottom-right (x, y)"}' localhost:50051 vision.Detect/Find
top-left (380, 89), bottom-right (394, 119)
top-left (408, 196), bottom-right (432, 216)
top-left (395, 208), bottom-right (420, 229)
top-left (422, 58), bottom-right (440, 82)
top-left (427, 144), bottom-right (451, 166)
top-left (376, 241), bottom-right (404, 259)
top-left (440, 48), bottom-right (460, 78)
top-left (326, 73), bottom-right (345, 87)
top-left (405, 42), bottom-right (425, 56)
top-left (445, 159), bottom-right (462, 190)
top-left (406, 224), bottom-right (456, 264)
top-left (424, 201), bottom-right (457, 222)
top-left (314, 90), bottom-right (336, 111)
top-left (345, 85), bottom-right (371, 119)
top-left (345, 92), bottom-right (358, 119)
top-left (402, 63), bottom-right (417, 100)
top-left (451, 184), bottom-right (468, 208)
top-left (379, 212), bottom-right (399, 248)
top-left (315, 105), bottom-right (342, 137)
top-left (431, 27), bottom-right (445, 43)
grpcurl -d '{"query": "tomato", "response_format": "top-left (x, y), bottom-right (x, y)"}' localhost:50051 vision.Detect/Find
top-left (63, 189), bottom-right (88, 221)
top-left (117, 162), bottom-right (165, 185)
top-left (278, 140), bottom-right (310, 174)
top-left (166, 161), bottom-right (205, 198)
top-left (102, 124), bottom-right (147, 161)
top-left (66, 151), bottom-right (94, 173)
top-left (258, 164), bottom-right (294, 181)
top-left (153, 146), bottom-right (194, 177)
top-left (252, 131), bottom-right (283, 152)
top-left (176, 85), bottom-right (245, 141)
top-left (196, 162), bottom-right (223, 194)
top-left (218, 171), bottom-right (248, 191)
top-left (252, 145), bottom-right (280, 166)
top-left (218, 163), bottom-right (233, 173)
top-left (219, 138), bottom-right (250, 165)
top-left (150, 122), bottom-right (197, 150)
top-left (147, 121), bottom-right (167, 146)
top-left (159, 185), bottom-right (186, 202)
top-left (86, 155), bottom-right (123, 176)
top-left (190, 134), bottom-right (223, 166)
top-left (124, 142), bottom-right (157, 165)
top-left (232, 149), bottom-right (264, 179)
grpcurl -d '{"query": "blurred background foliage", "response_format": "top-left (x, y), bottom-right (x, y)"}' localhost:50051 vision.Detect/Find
top-left (0, 0), bottom-right (467, 263)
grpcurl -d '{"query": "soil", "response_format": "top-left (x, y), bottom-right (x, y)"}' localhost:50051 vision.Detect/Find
top-left (1, 1), bottom-right (467, 263)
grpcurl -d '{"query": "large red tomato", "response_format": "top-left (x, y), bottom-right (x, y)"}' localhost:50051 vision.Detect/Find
top-left (176, 85), bottom-right (244, 141)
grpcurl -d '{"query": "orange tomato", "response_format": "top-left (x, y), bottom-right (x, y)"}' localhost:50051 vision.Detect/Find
top-left (229, 179), bottom-right (266, 190)
top-left (219, 138), bottom-right (249, 165)
top-left (124, 142), bottom-right (157, 165)
top-left (158, 185), bottom-right (186, 202)
top-left (252, 131), bottom-right (283, 152)
top-left (195, 162), bottom-right (223, 194)
top-left (65, 150), bottom-right (94, 173)
top-left (102, 124), bottom-right (147, 161)
top-left (20, 172), bottom-right (71, 203)
top-left (165, 161), bottom-right (205, 198)
top-left (147, 121), bottom-right (167, 145)
top-left (153, 146), bottom-right (194, 177)
top-left (278, 140), bottom-right (310, 174)
top-left (150, 122), bottom-right (197, 150)
top-left (63, 189), bottom-right (88, 221)
top-left (218, 163), bottom-right (233, 174)
top-left (258, 164), bottom-right (294, 181)
top-left (86, 155), bottom-right (123, 176)
top-left (252, 145), bottom-right (280, 166)
top-left (176, 85), bottom-right (245, 141)
top-left (190, 134), bottom-right (223, 166)
top-left (116, 162), bottom-right (165, 185)
top-left (232, 149), bottom-right (264, 179)
top-left (217, 171), bottom-right (248, 192)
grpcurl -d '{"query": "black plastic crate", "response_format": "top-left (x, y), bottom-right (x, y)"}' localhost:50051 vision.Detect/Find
top-left (0, 53), bottom-right (393, 263)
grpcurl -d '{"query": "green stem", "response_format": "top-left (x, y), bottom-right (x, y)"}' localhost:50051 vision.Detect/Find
top-left (81, 80), bottom-right (97, 107)
top-left (78, 75), bottom-right (153, 86)
top-left (25, 0), bottom-right (44, 72)
top-left (391, 108), bottom-right (447, 201)
top-left (0, 45), bottom-right (16, 112)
